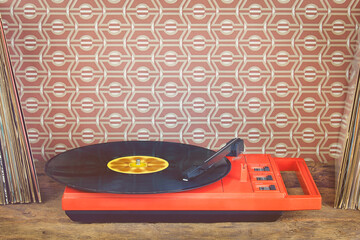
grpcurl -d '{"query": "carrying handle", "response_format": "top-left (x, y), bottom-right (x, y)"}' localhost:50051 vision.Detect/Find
top-left (274, 158), bottom-right (320, 197)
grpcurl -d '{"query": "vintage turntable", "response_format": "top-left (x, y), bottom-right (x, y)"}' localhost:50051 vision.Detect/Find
top-left (45, 138), bottom-right (321, 222)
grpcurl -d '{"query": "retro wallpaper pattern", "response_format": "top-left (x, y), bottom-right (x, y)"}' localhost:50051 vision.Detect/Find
top-left (0, 0), bottom-right (359, 163)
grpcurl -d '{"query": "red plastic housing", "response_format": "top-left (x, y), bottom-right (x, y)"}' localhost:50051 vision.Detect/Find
top-left (62, 154), bottom-right (321, 212)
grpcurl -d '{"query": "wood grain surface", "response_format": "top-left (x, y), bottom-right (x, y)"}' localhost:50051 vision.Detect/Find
top-left (0, 161), bottom-right (359, 240)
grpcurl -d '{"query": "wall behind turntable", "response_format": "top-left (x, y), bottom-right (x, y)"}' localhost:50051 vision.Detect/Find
top-left (0, 0), bottom-right (358, 163)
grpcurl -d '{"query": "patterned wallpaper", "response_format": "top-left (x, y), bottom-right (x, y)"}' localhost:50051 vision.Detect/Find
top-left (0, 0), bottom-right (359, 163)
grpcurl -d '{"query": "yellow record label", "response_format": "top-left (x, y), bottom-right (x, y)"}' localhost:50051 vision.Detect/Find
top-left (107, 156), bottom-right (169, 174)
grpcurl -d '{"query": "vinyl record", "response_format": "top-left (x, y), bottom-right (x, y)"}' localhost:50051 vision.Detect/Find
top-left (45, 141), bottom-right (231, 194)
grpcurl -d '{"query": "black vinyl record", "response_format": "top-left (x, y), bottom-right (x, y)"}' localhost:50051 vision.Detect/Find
top-left (45, 141), bottom-right (231, 194)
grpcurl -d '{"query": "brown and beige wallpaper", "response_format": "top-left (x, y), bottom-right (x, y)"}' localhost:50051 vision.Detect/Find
top-left (0, 0), bottom-right (359, 163)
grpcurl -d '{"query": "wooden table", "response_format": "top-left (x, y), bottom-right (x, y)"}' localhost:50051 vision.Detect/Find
top-left (0, 161), bottom-right (359, 240)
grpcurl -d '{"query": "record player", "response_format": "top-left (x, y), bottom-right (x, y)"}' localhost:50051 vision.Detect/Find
top-left (45, 138), bottom-right (321, 222)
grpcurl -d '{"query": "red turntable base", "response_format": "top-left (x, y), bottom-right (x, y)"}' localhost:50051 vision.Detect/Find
top-left (62, 154), bottom-right (321, 222)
